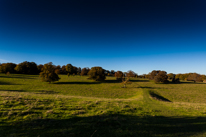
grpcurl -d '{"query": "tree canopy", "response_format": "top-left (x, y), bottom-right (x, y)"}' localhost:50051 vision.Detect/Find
top-left (15, 61), bottom-right (38, 74)
top-left (39, 62), bottom-right (60, 83)
top-left (88, 67), bottom-right (105, 81)
top-left (154, 71), bottom-right (168, 84)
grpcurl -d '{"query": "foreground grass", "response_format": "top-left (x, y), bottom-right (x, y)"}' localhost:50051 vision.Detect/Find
top-left (0, 73), bottom-right (206, 136)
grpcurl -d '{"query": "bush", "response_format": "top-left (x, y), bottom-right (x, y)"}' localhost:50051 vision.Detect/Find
top-left (154, 71), bottom-right (168, 84)
top-left (88, 67), bottom-right (105, 81)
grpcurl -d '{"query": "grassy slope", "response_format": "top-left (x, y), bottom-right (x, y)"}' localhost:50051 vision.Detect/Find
top-left (0, 74), bottom-right (206, 137)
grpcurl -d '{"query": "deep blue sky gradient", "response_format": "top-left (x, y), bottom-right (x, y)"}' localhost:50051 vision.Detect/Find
top-left (0, 0), bottom-right (206, 74)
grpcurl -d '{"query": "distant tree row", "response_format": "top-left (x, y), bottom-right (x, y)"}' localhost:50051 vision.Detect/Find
top-left (0, 61), bottom-right (137, 77)
top-left (145, 70), bottom-right (206, 83)
top-left (0, 61), bottom-right (138, 83)
top-left (1, 61), bottom-right (205, 84)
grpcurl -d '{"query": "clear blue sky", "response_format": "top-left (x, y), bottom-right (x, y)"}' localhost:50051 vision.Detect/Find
top-left (0, 0), bottom-right (206, 74)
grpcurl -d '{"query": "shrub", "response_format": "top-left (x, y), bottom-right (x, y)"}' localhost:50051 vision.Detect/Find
top-left (88, 67), bottom-right (105, 81)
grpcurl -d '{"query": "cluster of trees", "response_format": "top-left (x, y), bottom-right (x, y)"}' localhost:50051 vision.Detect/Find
top-left (0, 61), bottom-right (138, 83)
top-left (146, 70), bottom-right (206, 83)
top-left (174, 73), bottom-right (205, 82)
top-left (0, 63), bottom-right (16, 74)
top-left (0, 62), bottom-right (83, 76)
top-left (1, 61), bottom-right (206, 84)
top-left (147, 70), bottom-right (169, 84)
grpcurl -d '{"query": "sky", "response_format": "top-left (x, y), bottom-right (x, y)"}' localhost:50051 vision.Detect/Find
top-left (0, 0), bottom-right (206, 74)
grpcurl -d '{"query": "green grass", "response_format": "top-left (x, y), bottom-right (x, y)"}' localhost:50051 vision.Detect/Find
top-left (0, 73), bottom-right (206, 137)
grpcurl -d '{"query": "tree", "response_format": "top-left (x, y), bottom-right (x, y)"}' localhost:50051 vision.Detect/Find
top-left (115, 71), bottom-right (123, 80)
top-left (15, 61), bottom-right (38, 74)
top-left (39, 62), bottom-right (60, 83)
top-left (110, 70), bottom-right (115, 76)
top-left (61, 65), bottom-right (66, 74)
top-left (80, 67), bottom-right (90, 76)
top-left (54, 65), bottom-right (61, 74)
top-left (88, 67), bottom-right (105, 81)
top-left (121, 77), bottom-right (132, 88)
top-left (167, 73), bottom-right (175, 80)
top-left (66, 64), bottom-right (74, 75)
top-left (154, 71), bottom-right (168, 84)
top-left (0, 63), bottom-right (16, 74)
top-left (37, 64), bottom-right (44, 73)
top-left (77, 67), bottom-right (81, 75)
top-left (126, 70), bottom-right (137, 78)
top-left (73, 66), bottom-right (78, 75)
top-left (149, 70), bottom-right (160, 80)
top-left (187, 73), bottom-right (203, 83)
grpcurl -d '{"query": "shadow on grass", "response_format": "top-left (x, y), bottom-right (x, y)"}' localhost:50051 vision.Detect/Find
top-left (102, 80), bottom-right (122, 83)
top-left (54, 82), bottom-right (100, 84)
top-left (136, 86), bottom-right (167, 89)
top-left (0, 90), bottom-right (58, 94)
top-left (0, 81), bottom-right (14, 85)
top-left (130, 79), bottom-right (150, 82)
top-left (35, 90), bottom-right (59, 94)
top-left (0, 75), bottom-right (37, 79)
top-left (0, 90), bottom-right (25, 92)
top-left (149, 91), bottom-right (172, 102)
top-left (179, 81), bottom-right (206, 84)
top-left (1, 114), bottom-right (206, 137)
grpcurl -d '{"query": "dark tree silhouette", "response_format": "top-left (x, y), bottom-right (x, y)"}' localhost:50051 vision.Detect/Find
top-left (0, 63), bottom-right (16, 74)
top-left (77, 67), bottom-right (81, 75)
top-left (61, 65), bottom-right (66, 74)
top-left (37, 64), bottom-right (43, 73)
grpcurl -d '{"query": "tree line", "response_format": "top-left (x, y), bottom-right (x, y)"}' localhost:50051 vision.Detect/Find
top-left (0, 61), bottom-right (136, 76)
top-left (0, 61), bottom-right (205, 84)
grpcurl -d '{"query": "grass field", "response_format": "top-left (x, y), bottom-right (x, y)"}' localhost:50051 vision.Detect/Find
top-left (0, 73), bottom-right (206, 137)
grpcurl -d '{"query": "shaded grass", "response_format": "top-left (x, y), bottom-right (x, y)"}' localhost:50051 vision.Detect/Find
top-left (1, 115), bottom-right (206, 137)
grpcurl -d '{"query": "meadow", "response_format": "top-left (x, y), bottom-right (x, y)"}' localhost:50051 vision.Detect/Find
top-left (0, 73), bottom-right (206, 137)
